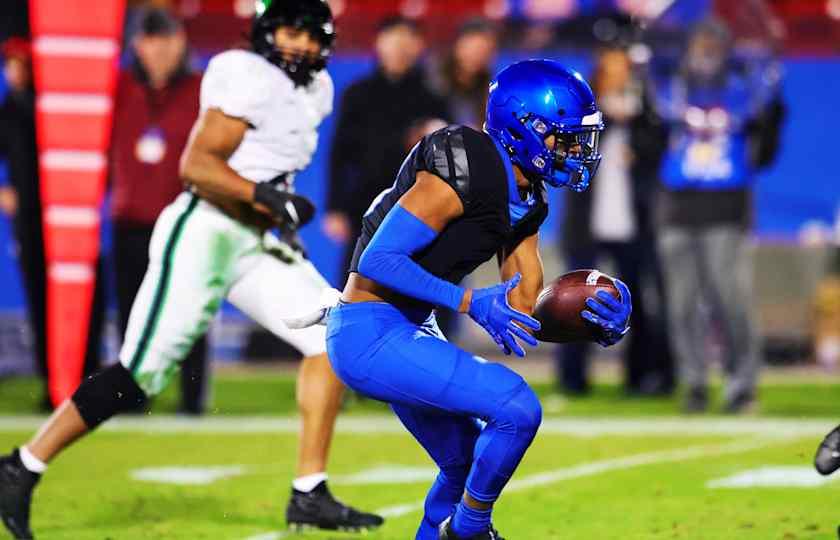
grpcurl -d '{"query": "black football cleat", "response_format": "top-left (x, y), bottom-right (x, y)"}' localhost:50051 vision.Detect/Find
top-left (0, 449), bottom-right (40, 540)
top-left (815, 424), bottom-right (840, 476)
top-left (285, 480), bottom-right (383, 532)
top-left (438, 516), bottom-right (505, 540)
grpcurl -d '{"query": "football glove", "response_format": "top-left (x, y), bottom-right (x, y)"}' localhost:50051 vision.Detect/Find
top-left (468, 273), bottom-right (541, 357)
top-left (253, 182), bottom-right (315, 231)
top-left (581, 278), bottom-right (632, 347)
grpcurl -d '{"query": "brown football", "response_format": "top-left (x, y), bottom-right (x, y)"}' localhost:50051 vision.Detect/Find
top-left (533, 269), bottom-right (620, 343)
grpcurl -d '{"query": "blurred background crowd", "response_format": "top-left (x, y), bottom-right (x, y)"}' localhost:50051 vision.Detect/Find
top-left (0, 0), bottom-right (838, 416)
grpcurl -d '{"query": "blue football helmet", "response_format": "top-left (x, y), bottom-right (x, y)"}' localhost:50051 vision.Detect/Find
top-left (485, 60), bottom-right (604, 191)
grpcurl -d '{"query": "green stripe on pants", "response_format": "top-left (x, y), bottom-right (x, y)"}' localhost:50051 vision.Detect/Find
top-left (129, 195), bottom-right (200, 374)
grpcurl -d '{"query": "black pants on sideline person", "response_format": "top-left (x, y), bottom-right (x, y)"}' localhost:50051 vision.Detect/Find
top-left (13, 215), bottom-right (104, 408)
top-left (113, 221), bottom-right (209, 414)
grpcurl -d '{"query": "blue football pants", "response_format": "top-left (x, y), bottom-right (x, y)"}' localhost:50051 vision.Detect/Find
top-left (326, 301), bottom-right (542, 539)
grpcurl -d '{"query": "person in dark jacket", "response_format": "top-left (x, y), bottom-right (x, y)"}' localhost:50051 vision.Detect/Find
top-left (0, 37), bottom-right (105, 405)
top-left (558, 47), bottom-right (674, 395)
top-left (109, 8), bottom-right (208, 414)
top-left (427, 18), bottom-right (498, 131)
top-left (323, 16), bottom-right (449, 285)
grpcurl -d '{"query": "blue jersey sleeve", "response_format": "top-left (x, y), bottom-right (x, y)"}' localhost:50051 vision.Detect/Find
top-left (357, 204), bottom-right (465, 311)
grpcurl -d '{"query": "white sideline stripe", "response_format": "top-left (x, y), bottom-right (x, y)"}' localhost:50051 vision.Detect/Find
top-left (38, 93), bottom-right (112, 114)
top-left (131, 465), bottom-right (247, 485)
top-left (0, 415), bottom-right (835, 436)
top-left (42, 150), bottom-right (106, 171)
top-left (707, 466), bottom-right (839, 488)
top-left (242, 437), bottom-right (779, 540)
top-left (244, 532), bottom-right (289, 540)
top-left (333, 465), bottom-right (438, 485)
top-left (34, 36), bottom-right (118, 57)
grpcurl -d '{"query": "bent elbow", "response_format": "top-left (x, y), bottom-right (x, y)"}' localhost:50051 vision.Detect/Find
top-left (178, 150), bottom-right (204, 187)
top-left (356, 249), bottom-right (377, 281)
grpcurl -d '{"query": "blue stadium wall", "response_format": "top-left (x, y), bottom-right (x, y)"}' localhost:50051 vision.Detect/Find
top-left (0, 55), bottom-right (837, 309)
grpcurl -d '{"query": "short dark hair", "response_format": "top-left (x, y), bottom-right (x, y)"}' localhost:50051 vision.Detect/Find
top-left (376, 15), bottom-right (421, 35)
top-left (138, 7), bottom-right (182, 36)
top-left (455, 17), bottom-right (496, 39)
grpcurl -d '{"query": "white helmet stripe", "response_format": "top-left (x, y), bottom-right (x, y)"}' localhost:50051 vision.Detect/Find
top-left (581, 111), bottom-right (603, 126)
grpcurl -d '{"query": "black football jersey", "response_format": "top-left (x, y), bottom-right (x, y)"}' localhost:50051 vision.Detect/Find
top-left (349, 125), bottom-right (548, 286)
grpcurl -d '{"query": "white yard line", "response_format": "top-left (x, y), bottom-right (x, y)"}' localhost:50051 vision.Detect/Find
top-left (242, 532), bottom-right (290, 540)
top-left (242, 436), bottom-right (784, 540)
top-left (0, 415), bottom-right (834, 437)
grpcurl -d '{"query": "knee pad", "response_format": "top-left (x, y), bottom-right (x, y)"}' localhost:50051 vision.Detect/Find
top-left (71, 363), bottom-right (147, 429)
top-left (496, 384), bottom-right (542, 443)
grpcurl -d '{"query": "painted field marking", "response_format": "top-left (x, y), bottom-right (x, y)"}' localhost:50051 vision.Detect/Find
top-left (0, 415), bottom-right (834, 438)
top-left (242, 436), bottom-right (783, 540)
top-left (128, 464), bottom-right (438, 487)
top-left (707, 465), bottom-right (840, 488)
top-left (131, 465), bottom-right (247, 485)
top-left (334, 465), bottom-right (438, 485)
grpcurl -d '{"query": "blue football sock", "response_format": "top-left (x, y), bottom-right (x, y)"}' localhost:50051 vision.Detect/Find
top-left (452, 501), bottom-right (492, 538)
top-left (418, 471), bottom-right (465, 539)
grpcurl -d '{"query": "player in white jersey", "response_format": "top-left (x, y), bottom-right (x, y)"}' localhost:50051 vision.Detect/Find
top-left (0, 2), bottom-right (383, 538)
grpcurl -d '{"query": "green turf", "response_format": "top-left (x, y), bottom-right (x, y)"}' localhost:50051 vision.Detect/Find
top-left (1, 372), bottom-right (839, 417)
top-left (0, 427), bottom-right (834, 539)
top-left (1, 373), bottom-right (838, 538)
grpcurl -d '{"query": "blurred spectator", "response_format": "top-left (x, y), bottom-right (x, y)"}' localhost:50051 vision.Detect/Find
top-left (557, 47), bottom-right (674, 396)
top-left (428, 18), bottom-right (498, 130)
top-left (109, 8), bottom-right (208, 414)
top-left (652, 19), bottom-right (785, 413)
top-left (324, 16), bottom-right (449, 284)
top-left (0, 37), bottom-right (104, 405)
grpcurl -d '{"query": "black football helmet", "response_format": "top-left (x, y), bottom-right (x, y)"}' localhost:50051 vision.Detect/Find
top-left (251, 0), bottom-right (335, 86)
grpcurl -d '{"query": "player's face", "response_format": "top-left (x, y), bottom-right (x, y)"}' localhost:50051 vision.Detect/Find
top-left (273, 26), bottom-right (321, 63)
top-left (545, 134), bottom-right (583, 159)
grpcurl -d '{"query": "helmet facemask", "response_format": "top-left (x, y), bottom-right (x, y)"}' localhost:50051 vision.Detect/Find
top-left (513, 113), bottom-right (603, 191)
top-left (252, 0), bottom-right (335, 87)
top-left (261, 30), bottom-right (331, 86)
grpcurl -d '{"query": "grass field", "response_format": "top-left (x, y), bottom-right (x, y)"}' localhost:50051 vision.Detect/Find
top-left (0, 372), bottom-right (838, 539)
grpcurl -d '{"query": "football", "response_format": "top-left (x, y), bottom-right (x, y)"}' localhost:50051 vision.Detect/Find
top-left (533, 269), bottom-right (620, 343)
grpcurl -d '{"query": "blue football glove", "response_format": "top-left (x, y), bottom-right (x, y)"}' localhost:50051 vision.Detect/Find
top-left (468, 273), bottom-right (541, 357)
top-left (581, 278), bottom-right (632, 347)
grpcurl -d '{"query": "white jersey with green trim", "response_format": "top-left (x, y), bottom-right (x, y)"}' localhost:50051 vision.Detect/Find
top-left (200, 49), bottom-right (334, 183)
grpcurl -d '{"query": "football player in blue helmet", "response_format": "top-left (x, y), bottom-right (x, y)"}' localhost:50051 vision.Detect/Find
top-left (485, 59), bottom-right (604, 192)
top-left (319, 59), bottom-right (632, 540)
